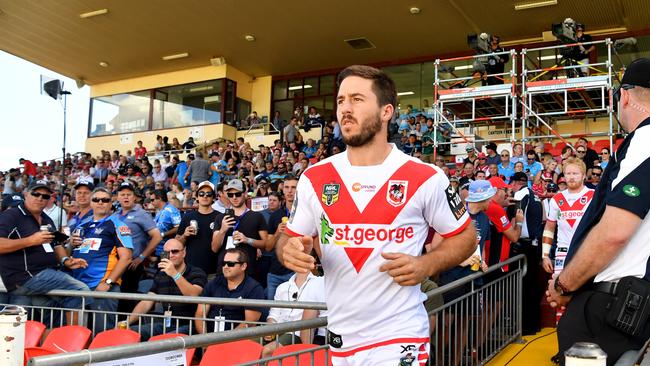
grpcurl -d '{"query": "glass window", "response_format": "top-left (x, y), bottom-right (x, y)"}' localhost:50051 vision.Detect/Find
top-left (304, 77), bottom-right (318, 97)
top-left (320, 75), bottom-right (334, 96)
top-left (89, 91), bottom-right (150, 137)
top-left (288, 79), bottom-right (303, 99)
top-left (152, 80), bottom-right (223, 130)
top-left (273, 80), bottom-right (287, 100)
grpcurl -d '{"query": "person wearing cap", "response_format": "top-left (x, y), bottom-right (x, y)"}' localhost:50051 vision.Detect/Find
top-left (548, 58), bottom-right (650, 363)
top-left (475, 152), bottom-right (490, 176)
top-left (68, 182), bottom-right (95, 235)
top-left (0, 180), bottom-right (90, 324)
top-left (211, 179), bottom-right (268, 276)
top-left (485, 143), bottom-right (500, 165)
top-left (557, 176), bottom-right (567, 191)
top-left (112, 182), bottom-right (162, 312)
top-left (463, 145), bottom-right (478, 165)
top-left (510, 171), bottom-right (545, 335)
top-left (1, 193), bottom-right (23, 212)
top-left (176, 181), bottom-right (220, 277)
top-left (150, 189), bottom-right (182, 256)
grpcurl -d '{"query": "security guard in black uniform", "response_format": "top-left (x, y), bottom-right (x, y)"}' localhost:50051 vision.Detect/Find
top-left (547, 58), bottom-right (650, 365)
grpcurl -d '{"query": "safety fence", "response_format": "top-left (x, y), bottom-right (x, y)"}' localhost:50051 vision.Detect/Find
top-left (16, 254), bottom-right (525, 365)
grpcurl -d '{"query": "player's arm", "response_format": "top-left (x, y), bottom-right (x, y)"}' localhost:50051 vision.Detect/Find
top-left (541, 220), bottom-right (557, 273)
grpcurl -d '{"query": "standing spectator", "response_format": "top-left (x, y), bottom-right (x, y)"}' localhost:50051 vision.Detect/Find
top-left (68, 182), bottom-right (94, 233)
top-left (599, 147), bottom-right (611, 169)
top-left (511, 143), bottom-right (526, 164)
top-left (134, 141), bottom-right (147, 160)
top-left (0, 180), bottom-right (89, 324)
top-left (185, 151), bottom-right (210, 184)
top-left (172, 156), bottom-right (190, 190)
top-left (3, 169), bottom-right (18, 196)
top-left (165, 155), bottom-right (178, 179)
top-left (586, 165), bottom-right (603, 189)
top-left (20, 158), bottom-right (37, 179)
top-left (177, 181), bottom-right (220, 278)
top-left (123, 239), bottom-right (206, 340)
top-left (575, 137), bottom-right (599, 172)
top-left (463, 146), bottom-right (478, 165)
top-left (211, 179), bottom-right (268, 275)
top-left (498, 149), bottom-right (515, 183)
top-left (211, 182), bottom-right (228, 214)
top-left (284, 118), bottom-right (299, 144)
top-left (483, 36), bottom-right (509, 85)
top-left (194, 248), bottom-right (265, 332)
top-left (69, 187), bottom-right (133, 331)
top-left (265, 176), bottom-right (297, 299)
top-left (151, 189), bottom-right (181, 255)
top-left (43, 193), bottom-right (67, 231)
top-left (571, 24), bottom-right (595, 76)
top-left (272, 111), bottom-right (285, 136)
top-left (112, 182), bottom-right (162, 312)
top-left (209, 152), bottom-right (224, 186)
top-left (154, 135), bottom-right (164, 152)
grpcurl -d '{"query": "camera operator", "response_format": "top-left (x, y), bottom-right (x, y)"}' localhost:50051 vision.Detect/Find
top-left (570, 24), bottom-right (595, 77)
top-left (547, 58), bottom-right (650, 365)
top-left (509, 172), bottom-right (545, 335)
top-left (484, 36), bottom-right (509, 85)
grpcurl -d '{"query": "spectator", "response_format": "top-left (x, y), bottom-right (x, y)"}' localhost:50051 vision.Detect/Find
top-left (475, 170), bottom-right (487, 180)
top-left (2, 169), bottom-right (18, 196)
top-left (69, 187), bottom-right (133, 331)
top-left (185, 151), bottom-right (210, 184)
top-left (262, 271), bottom-right (324, 357)
top-left (498, 149), bottom-right (515, 182)
top-left (124, 239), bottom-right (206, 340)
top-left (254, 177), bottom-right (271, 197)
top-left (112, 182), bottom-right (162, 313)
top-left (272, 111), bottom-right (285, 136)
top-left (0, 180), bottom-right (89, 324)
top-left (171, 138), bottom-right (182, 151)
top-left (524, 150), bottom-right (544, 185)
top-left (195, 248), bottom-right (265, 332)
top-left (154, 135), bottom-right (164, 152)
top-left (599, 147), bottom-right (611, 169)
top-left (586, 165), bottom-right (603, 189)
top-left (401, 134), bottom-right (422, 156)
top-left (209, 152), bottom-right (224, 186)
top-left (177, 181), bottom-right (220, 278)
top-left (483, 36), bottom-right (509, 85)
top-left (134, 141), bottom-right (147, 159)
top-left (485, 143), bottom-right (500, 165)
top-left (475, 153), bottom-right (489, 175)
top-left (511, 143), bottom-right (525, 164)
top-left (265, 176), bottom-right (297, 299)
top-left (305, 106), bottom-right (324, 127)
top-left (76, 166), bottom-right (94, 185)
top-left (151, 189), bottom-right (181, 255)
top-left (172, 156), bottom-right (190, 190)
top-left (182, 137), bottom-right (197, 152)
top-left (284, 118), bottom-right (299, 144)
top-left (571, 24), bottom-right (595, 76)
top-left (151, 162), bottom-right (168, 184)
top-left (302, 139), bottom-right (318, 159)
top-left (43, 193), bottom-right (67, 231)
top-left (463, 146), bottom-right (478, 165)
top-left (211, 179), bottom-right (268, 276)
top-left (211, 182), bottom-right (228, 214)
top-left (575, 137), bottom-right (599, 172)
top-left (20, 158), bottom-right (37, 179)
top-left (68, 182), bottom-right (94, 233)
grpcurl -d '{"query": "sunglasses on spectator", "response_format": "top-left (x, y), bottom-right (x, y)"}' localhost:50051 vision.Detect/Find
top-left (31, 192), bottom-right (52, 200)
top-left (227, 192), bottom-right (243, 198)
top-left (165, 249), bottom-right (182, 255)
top-left (601, 152), bottom-right (609, 155)
top-left (576, 150), bottom-right (586, 153)
top-left (501, 154), bottom-right (509, 157)
top-left (592, 173), bottom-right (601, 177)
top-left (223, 261), bottom-right (242, 267)
top-left (197, 191), bottom-right (214, 197)
top-left (91, 197), bottom-right (111, 203)
top-left (527, 157), bottom-right (535, 160)
top-left (479, 158), bottom-right (486, 160)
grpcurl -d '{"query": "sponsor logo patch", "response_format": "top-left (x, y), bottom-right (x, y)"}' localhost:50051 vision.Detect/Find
top-left (117, 225), bottom-right (131, 236)
top-left (445, 184), bottom-right (466, 220)
top-left (321, 183), bottom-right (340, 206)
top-left (623, 184), bottom-right (640, 197)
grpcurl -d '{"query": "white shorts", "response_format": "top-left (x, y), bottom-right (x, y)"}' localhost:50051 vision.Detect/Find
top-left (331, 339), bottom-right (430, 366)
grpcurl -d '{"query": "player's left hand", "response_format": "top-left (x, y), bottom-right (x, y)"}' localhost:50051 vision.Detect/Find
top-left (379, 252), bottom-right (428, 286)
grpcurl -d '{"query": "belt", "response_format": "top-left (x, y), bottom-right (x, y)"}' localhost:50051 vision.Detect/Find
top-left (593, 281), bottom-right (618, 295)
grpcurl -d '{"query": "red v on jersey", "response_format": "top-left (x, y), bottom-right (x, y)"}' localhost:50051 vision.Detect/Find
top-left (553, 190), bottom-right (595, 227)
top-left (305, 160), bottom-right (436, 272)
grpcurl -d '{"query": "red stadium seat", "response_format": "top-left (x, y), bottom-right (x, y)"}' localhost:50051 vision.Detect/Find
top-left (24, 347), bottom-right (57, 364)
top-left (268, 344), bottom-right (331, 366)
top-left (24, 320), bottom-right (46, 347)
top-left (41, 325), bottom-right (91, 353)
top-left (593, 139), bottom-right (610, 151)
top-left (149, 333), bottom-right (195, 363)
top-left (199, 340), bottom-right (263, 366)
top-left (89, 328), bottom-right (140, 349)
top-left (614, 138), bottom-right (623, 151)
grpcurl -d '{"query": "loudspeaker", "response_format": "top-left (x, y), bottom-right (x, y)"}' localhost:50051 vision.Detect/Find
top-left (210, 57), bottom-right (226, 67)
top-left (43, 79), bottom-right (63, 100)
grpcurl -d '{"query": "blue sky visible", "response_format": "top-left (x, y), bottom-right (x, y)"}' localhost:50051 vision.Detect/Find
top-left (0, 50), bottom-right (90, 171)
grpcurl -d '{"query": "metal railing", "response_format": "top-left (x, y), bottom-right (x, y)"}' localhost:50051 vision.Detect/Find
top-left (24, 255), bottom-right (526, 366)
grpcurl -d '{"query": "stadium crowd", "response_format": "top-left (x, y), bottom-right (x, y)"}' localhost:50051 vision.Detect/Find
top-left (0, 106), bottom-right (616, 354)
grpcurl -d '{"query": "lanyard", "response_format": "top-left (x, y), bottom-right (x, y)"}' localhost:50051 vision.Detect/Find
top-left (233, 208), bottom-right (249, 231)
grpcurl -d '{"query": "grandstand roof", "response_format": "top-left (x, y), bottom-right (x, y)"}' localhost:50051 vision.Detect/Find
top-left (0, 0), bottom-right (648, 84)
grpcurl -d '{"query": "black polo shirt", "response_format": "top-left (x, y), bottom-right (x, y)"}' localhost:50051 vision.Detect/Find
top-left (0, 204), bottom-right (60, 291)
top-left (202, 275), bottom-right (265, 330)
top-left (567, 117), bottom-right (650, 280)
top-left (213, 210), bottom-right (267, 275)
top-left (149, 264), bottom-right (207, 317)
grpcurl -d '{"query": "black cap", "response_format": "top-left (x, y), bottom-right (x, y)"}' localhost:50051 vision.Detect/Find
top-left (546, 182), bottom-right (559, 192)
top-left (28, 180), bottom-right (53, 193)
top-left (2, 194), bottom-right (24, 210)
top-left (511, 172), bottom-right (529, 183)
top-left (621, 58), bottom-right (650, 88)
top-left (116, 181), bottom-right (136, 192)
top-left (486, 142), bottom-right (498, 151)
top-left (74, 181), bottom-right (95, 190)
top-left (187, 154), bottom-right (195, 160)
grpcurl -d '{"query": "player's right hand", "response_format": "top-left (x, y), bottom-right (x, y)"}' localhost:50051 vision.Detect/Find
top-left (280, 236), bottom-right (315, 273)
top-left (542, 257), bottom-right (554, 274)
top-left (29, 231), bottom-right (54, 246)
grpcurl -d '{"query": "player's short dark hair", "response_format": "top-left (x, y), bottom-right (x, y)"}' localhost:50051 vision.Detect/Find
top-left (337, 65), bottom-right (397, 110)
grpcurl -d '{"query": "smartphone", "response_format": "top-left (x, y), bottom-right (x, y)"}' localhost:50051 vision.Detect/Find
top-left (225, 208), bottom-right (235, 219)
top-left (53, 231), bottom-right (69, 244)
top-left (514, 200), bottom-right (522, 210)
top-left (160, 251), bottom-right (169, 261)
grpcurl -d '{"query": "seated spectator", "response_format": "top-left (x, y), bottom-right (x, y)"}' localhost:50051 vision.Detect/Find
top-left (586, 165), bottom-right (603, 189)
top-left (171, 138), bottom-right (182, 151)
top-left (0, 181), bottom-right (90, 324)
top-left (304, 106), bottom-right (324, 127)
top-left (152, 163), bottom-right (168, 184)
top-left (195, 248), bottom-right (265, 332)
top-left (302, 139), bottom-right (318, 159)
top-left (69, 187), bottom-right (133, 331)
top-left (262, 272), bottom-right (324, 357)
top-left (122, 239), bottom-right (206, 340)
top-left (599, 147), bottom-right (611, 169)
top-left (154, 135), bottom-right (164, 152)
top-left (43, 193), bottom-right (67, 231)
top-left (182, 137), bottom-right (197, 152)
top-left (485, 143), bottom-right (500, 165)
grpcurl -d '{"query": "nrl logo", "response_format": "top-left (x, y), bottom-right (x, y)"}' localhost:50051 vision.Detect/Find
top-left (321, 183), bottom-right (340, 206)
top-left (387, 180), bottom-right (408, 207)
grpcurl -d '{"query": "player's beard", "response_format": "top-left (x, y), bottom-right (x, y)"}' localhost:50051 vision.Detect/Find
top-left (566, 179), bottom-right (584, 191)
top-left (341, 112), bottom-right (382, 147)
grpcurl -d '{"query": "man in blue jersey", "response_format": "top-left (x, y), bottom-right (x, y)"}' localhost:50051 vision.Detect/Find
top-left (68, 182), bottom-right (94, 233)
top-left (69, 187), bottom-right (133, 331)
top-left (151, 189), bottom-right (181, 255)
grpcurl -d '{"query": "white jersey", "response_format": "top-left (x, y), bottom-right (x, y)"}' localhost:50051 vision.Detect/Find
top-left (286, 145), bottom-right (470, 354)
top-left (547, 186), bottom-right (594, 273)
